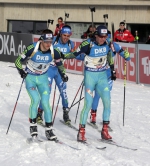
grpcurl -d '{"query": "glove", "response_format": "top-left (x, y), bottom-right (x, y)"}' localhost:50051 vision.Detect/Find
top-left (124, 49), bottom-right (130, 61)
top-left (111, 70), bottom-right (117, 81)
top-left (62, 74), bottom-right (68, 82)
top-left (56, 24), bottom-right (59, 28)
top-left (110, 65), bottom-right (117, 81)
top-left (19, 69), bottom-right (27, 78)
top-left (60, 52), bottom-right (65, 59)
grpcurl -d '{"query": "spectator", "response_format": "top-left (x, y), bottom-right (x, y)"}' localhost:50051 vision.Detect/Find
top-left (54, 17), bottom-right (65, 36)
top-left (114, 21), bottom-right (134, 43)
top-left (145, 35), bottom-right (150, 44)
top-left (81, 24), bottom-right (96, 39)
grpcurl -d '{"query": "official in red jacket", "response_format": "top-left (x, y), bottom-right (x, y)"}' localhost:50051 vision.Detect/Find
top-left (54, 17), bottom-right (65, 36)
top-left (114, 22), bottom-right (134, 43)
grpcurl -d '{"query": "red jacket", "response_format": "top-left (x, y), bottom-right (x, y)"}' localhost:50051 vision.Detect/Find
top-left (54, 23), bottom-right (65, 36)
top-left (114, 28), bottom-right (134, 43)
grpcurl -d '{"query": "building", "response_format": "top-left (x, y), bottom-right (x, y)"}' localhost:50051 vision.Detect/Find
top-left (0, 0), bottom-right (150, 43)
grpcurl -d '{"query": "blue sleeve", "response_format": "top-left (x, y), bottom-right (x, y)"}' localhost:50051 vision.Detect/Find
top-left (70, 40), bottom-right (74, 50)
top-left (52, 36), bottom-right (57, 44)
top-left (113, 42), bottom-right (122, 53)
top-left (113, 42), bottom-right (130, 61)
top-left (63, 40), bottom-right (90, 59)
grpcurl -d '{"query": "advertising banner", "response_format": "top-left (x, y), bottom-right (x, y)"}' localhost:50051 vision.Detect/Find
top-left (1, 32), bottom-right (150, 85)
top-left (0, 32), bottom-right (32, 62)
top-left (138, 44), bottom-right (150, 84)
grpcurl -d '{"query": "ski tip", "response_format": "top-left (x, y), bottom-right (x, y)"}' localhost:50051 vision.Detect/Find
top-left (37, 122), bottom-right (45, 127)
top-left (54, 139), bottom-right (59, 143)
top-left (96, 147), bottom-right (107, 150)
top-left (26, 137), bottom-right (43, 144)
top-left (77, 140), bottom-right (87, 143)
top-left (132, 148), bottom-right (138, 151)
top-left (47, 138), bottom-right (59, 142)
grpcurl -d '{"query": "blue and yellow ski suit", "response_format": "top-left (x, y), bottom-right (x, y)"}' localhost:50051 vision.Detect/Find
top-left (15, 41), bottom-right (63, 123)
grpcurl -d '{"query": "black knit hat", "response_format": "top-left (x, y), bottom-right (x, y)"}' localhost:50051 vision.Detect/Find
top-left (120, 21), bottom-right (125, 25)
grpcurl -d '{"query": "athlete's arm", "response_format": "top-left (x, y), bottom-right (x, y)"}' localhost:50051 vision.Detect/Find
top-left (54, 48), bottom-right (66, 77)
top-left (15, 44), bottom-right (34, 71)
top-left (62, 40), bottom-right (90, 59)
top-left (113, 42), bottom-right (130, 61)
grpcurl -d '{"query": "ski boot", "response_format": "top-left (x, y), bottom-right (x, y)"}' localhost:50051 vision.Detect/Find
top-left (77, 124), bottom-right (87, 142)
top-left (101, 121), bottom-right (112, 140)
top-left (45, 122), bottom-right (57, 141)
top-left (90, 109), bottom-right (97, 124)
top-left (36, 108), bottom-right (43, 124)
top-left (30, 118), bottom-right (38, 137)
top-left (63, 107), bottom-right (71, 124)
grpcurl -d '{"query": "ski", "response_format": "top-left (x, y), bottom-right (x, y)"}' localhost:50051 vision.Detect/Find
top-left (37, 121), bottom-right (45, 127)
top-left (97, 139), bottom-right (137, 151)
top-left (60, 120), bottom-right (106, 150)
top-left (78, 141), bottom-right (106, 150)
top-left (87, 122), bottom-right (98, 129)
top-left (26, 136), bottom-right (43, 144)
top-left (27, 137), bottom-right (81, 150)
top-left (55, 139), bottom-right (81, 150)
top-left (87, 122), bottom-right (113, 132)
top-left (59, 120), bottom-right (79, 131)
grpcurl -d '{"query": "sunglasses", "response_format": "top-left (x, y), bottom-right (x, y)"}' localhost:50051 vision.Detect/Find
top-left (120, 24), bottom-right (125, 26)
top-left (44, 40), bottom-right (52, 43)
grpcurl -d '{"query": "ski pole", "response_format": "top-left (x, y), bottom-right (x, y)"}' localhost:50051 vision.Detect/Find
top-left (74, 83), bottom-right (84, 124)
top-left (52, 94), bottom-right (61, 125)
top-left (52, 83), bottom-right (57, 114)
top-left (6, 78), bottom-right (24, 134)
top-left (52, 82), bottom-right (64, 125)
top-left (123, 60), bottom-right (126, 126)
top-left (69, 79), bottom-right (84, 112)
top-left (69, 97), bottom-right (84, 109)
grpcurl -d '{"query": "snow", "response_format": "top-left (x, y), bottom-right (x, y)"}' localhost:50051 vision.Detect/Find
top-left (1, 61), bottom-right (150, 166)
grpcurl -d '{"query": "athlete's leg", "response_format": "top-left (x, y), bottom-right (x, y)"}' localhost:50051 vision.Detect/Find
top-left (25, 74), bottom-right (41, 137)
top-left (37, 74), bottom-right (52, 123)
top-left (78, 71), bottom-right (98, 142)
top-left (95, 71), bottom-right (112, 140)
top-left (54, 70), bottom-right (70, 123)
top-left (25, 75), bottom-right (40, 120)
top-left (38, 72), bottom-right (57, 140)
top-left (79, 71), bottom-right (97, 125)
top-left (38, 66), bottom-right (55, 110)
top-left (55, 70), bottom-right (68, 108)
top-left (92, 92), bottom-right (100, 110)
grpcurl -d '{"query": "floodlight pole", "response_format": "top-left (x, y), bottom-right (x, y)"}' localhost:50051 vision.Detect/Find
top-left (64, 12), bottom-right (69, 24)
top-left (89, 7), bottom-right (95, 32)
top-left (47, 19), bottom-right (54, 29)
top-left (103, 14), bottom-right (108, 27)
